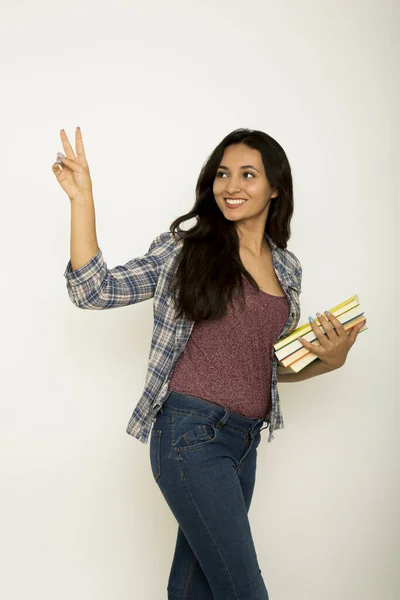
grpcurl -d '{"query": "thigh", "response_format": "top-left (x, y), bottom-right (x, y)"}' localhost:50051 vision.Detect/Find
top-left (165, 431), bottom-right (262, 600)
top-left (150, 409), bottom-right (268, 599)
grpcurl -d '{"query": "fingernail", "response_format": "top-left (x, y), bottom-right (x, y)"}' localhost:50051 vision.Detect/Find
top-left (57, 152), bottom-right (66, 158)
top-left (308, 316), bottom-right (314, 323)
top-left (325, 311), bottom-right (331, 315)
top-left (316, 312), bottom-right (322, 318)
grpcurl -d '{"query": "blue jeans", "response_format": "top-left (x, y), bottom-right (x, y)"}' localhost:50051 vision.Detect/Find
top-left (149, 389), bottom-right (270, 599)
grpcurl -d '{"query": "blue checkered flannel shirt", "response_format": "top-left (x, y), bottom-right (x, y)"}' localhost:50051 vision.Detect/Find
top-left (64, 231), bottom-right (302, 444)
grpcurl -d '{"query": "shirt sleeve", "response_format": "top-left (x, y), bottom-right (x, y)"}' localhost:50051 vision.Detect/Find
top-left (286, 249), bottom-right (302, 293)
top-left (63, 231), bottom-right (174, 309)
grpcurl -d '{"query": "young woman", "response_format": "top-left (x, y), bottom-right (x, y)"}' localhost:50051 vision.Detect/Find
top-left (54, 127), bottom-right (365, 600)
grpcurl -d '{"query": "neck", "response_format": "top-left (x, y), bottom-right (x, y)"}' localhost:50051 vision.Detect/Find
top-left (238, 233), bottom-right (270, 258)
top-left (237, 234), bottom-right (269, 257)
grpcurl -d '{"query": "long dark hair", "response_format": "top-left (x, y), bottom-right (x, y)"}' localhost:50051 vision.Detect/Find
top-left (168, 128), bottom-right (294, 322)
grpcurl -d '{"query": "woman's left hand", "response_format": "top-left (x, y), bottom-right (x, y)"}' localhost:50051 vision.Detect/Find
top-left (299, 311), bottom-right (366, 371)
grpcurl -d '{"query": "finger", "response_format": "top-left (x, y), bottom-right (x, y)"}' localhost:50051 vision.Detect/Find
top-left (348, 320), bottom-right (366, 345)
top-left (52, 161), bottom-right (61, 177)
top-left (75, 126), bottom-right (88, 162)
top-left (308, 316), bottom-right (330, 348)
top-left (52, 159), bottom-right (70, 177)
top-left (56, 155), bottom-right (83, 174)
top-left (298, 336), bottom-right (322, 356)
top-left (324, 311), bottom-right (347, 339)
top-left (60, 129), bottom-right (76, 159)
top-left (316, 312), bottom-right (337, 342)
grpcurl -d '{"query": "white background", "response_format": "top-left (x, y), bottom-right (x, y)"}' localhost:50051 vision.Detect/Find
top-left (1, 0), bottom-right (398, 598)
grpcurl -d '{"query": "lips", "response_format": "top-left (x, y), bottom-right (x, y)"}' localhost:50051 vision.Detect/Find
top-left (224, 198), bottom-right (247, 209)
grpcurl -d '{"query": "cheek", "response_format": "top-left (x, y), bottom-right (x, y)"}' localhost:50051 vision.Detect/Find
top-left (213, 180), bottom-right (223, 195)
top-left (247, 182), bottom-right (262, 193)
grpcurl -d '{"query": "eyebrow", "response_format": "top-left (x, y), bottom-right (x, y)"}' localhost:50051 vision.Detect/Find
top-left (217, 164), bottom-right (261, 173)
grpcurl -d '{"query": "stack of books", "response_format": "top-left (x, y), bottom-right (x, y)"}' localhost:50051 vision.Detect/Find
top-left (275, 294), bottom-right (367, 374)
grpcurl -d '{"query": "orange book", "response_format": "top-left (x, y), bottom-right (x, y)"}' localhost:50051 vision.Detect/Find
top-left (274, 294), bottom-right (360, 352)
top-left (279, 314), bottom-right (366, 367)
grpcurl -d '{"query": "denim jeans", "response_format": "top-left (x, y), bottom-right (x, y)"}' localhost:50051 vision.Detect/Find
top-left (149, 389), bottom-right (270, 600)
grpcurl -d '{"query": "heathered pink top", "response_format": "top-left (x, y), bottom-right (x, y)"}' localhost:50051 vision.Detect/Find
top-left (169, 276), bottom-right (290, 420)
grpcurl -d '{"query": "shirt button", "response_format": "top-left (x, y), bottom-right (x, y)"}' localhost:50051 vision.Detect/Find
top-left (291, 312), bottom-right (294, 317)
top-left (272, 379), bottom-right (277, 386)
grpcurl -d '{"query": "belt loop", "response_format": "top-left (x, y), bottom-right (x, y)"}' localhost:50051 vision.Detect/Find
top-left (216, 408), bottom-right (229, 429)
top-left (252, 419), bottom-right (264, 435)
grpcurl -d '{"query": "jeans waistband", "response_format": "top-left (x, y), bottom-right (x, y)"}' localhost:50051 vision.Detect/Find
top-left (162, 389), bottom-right (269, 435)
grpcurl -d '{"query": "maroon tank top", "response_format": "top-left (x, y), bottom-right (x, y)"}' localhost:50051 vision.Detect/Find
top-left (169, 276), bottom-right (289, 420)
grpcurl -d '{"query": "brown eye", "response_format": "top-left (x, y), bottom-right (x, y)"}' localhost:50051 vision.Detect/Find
top-left (216, 171), bottom-right (255, 178)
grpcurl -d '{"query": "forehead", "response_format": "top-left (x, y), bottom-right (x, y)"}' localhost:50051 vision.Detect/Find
top-left (220, 144), bottom-right (263, 169)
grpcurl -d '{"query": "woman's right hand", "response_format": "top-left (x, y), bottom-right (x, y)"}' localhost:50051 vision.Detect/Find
top-left (52, 127), bottom-right (93, 201)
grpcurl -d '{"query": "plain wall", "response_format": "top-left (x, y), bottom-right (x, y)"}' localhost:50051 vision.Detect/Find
top-left (1, 0), bottom-right (398, 598)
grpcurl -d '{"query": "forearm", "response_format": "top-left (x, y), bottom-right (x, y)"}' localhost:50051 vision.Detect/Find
top-left (277, 359), bottom-right (336, 383)
top-left (70, 193), bottom-right (100, 271)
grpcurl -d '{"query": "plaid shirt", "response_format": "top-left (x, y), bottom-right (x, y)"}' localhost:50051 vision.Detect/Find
top-left (64, 231), bottom-right (302, 444)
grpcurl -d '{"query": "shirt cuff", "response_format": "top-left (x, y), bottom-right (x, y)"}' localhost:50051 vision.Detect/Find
top-left (64, 248), bottom-right (104, 286)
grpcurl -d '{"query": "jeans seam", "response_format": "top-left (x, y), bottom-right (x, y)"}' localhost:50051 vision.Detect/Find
top-left (175, 454), bottom-right (241, 600)
top-left (150, 429), bottom-right (162, 482)
top-left (183, 551), bottom-right (197, 599)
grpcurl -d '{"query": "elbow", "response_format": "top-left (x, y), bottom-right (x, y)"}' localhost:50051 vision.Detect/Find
top-left (66, 286), bottom-right (105, 310)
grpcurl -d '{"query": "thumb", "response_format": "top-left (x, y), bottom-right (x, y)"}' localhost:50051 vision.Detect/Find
top-left (348, 320), bottom-right (366, 345)
top-left (58, 155), bottom-right (84, 174)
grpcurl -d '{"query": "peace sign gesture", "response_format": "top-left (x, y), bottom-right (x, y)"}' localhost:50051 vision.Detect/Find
top-left (52, 127), bottom-right (93, 201)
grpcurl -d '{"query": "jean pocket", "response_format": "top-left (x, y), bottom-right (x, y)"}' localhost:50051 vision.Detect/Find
top-left (172, 413), bottom-right (218, 453)
top-left (150, 428), bottom-right (162, 482)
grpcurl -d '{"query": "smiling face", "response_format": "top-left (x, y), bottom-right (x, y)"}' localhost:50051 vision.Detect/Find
top-left (213, 143), bottom-right (278, 226)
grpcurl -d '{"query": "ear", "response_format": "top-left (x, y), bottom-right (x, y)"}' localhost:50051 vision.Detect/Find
top-left (271, 189), bottom-right (279, 199)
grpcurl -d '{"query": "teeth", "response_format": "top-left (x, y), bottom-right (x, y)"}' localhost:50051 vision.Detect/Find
top-left (226, 199), bottom-right (246, 204)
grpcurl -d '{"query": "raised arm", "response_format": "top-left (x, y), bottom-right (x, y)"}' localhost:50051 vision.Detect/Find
top-left (52, 127), bottom-right (173, 310)
top-left (63, 232), bottom-right (173, 309)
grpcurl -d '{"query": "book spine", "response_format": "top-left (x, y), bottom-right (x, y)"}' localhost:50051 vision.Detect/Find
top-left (279, 315), bottom-right (366, 367)
top-left (274, 294), bottom-right (359, 351)
top-left (278, 326), bottom-right (368, 373)
top-left (276, 308), bottom-right (365, 361)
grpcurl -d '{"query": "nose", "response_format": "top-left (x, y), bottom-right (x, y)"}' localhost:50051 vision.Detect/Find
top-left (225, 177), bottom-right (242, 194)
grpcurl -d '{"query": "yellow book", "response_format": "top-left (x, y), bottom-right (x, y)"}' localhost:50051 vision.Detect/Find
top-left (274, 294), bottom-right (360, 352)
top-left (280, 314), bottom-right (366, 367)
top-left (277, 324), bottom-right (368, 373)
